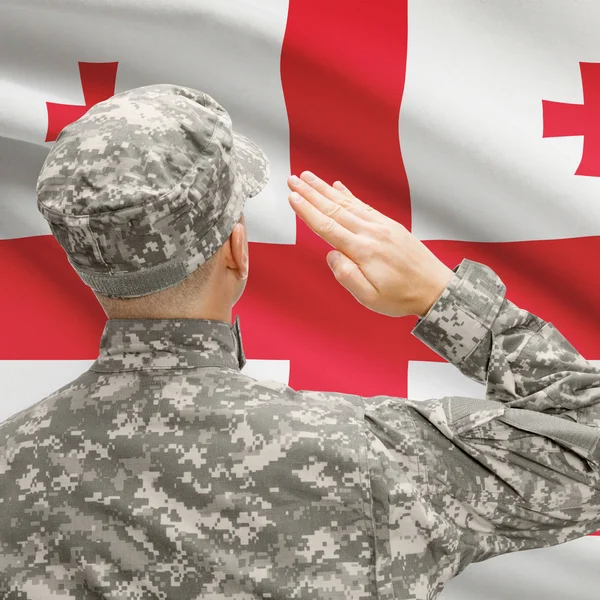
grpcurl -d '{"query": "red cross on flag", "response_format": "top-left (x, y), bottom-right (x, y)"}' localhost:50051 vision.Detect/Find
top-left (543, 62), bottom-right (600, 178)
top-left (1, 1), bottom-right (599, 598)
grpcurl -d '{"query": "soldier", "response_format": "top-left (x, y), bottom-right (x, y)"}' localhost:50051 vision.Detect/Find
top-left (1, 83), bottom-right (599, 599)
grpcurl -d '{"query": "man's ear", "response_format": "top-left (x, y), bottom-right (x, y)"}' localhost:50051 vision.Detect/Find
top-left (227, 218), bottom-right (248, 279)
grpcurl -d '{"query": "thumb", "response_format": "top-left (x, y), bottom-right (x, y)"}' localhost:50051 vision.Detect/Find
top-left (327, 251), bottom-right (376, 305)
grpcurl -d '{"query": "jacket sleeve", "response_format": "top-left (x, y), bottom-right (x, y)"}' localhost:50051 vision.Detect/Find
top-left (361, 258), bottom-right (600, 592)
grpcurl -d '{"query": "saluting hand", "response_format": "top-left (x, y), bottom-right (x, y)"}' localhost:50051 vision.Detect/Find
top-left (287, 171), bottom-right (455, 319)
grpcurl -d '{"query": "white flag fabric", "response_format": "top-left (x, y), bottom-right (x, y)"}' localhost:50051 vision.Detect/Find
top-left (1, 1), bottom-right (599, 598)
top-left (402, 0), bottom-right (600, 242)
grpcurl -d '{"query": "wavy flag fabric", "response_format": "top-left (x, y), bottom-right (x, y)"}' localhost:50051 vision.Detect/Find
top-left (1, 1), bottom-right (599, 598)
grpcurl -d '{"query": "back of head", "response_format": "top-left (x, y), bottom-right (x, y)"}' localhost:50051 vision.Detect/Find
top-left (94, 240), bottom-right (220, 319)
top-left (36, 83), bottom-right (269, 313)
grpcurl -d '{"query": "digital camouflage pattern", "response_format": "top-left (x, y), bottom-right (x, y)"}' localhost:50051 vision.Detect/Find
top-left (36, 84), bottom-right (269, 299)
top-left (1, 258), bottom-right (599, 599)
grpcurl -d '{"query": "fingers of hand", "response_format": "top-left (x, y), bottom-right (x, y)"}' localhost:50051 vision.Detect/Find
top-left (297, 172), bottom-right (353, 207)
top-left (332, 181), bottom-right (353, 197)
top-left (332, 179), bottom-right (403, 232)
top-left (288, 173), bottom-right (367, 235)
top-left (287, 192), bottom-right (358, 259)
top-left (296, 172), bottom-right (380, 224)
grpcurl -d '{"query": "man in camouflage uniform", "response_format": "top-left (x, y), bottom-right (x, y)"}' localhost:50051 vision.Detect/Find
top-left (1, 83), bottom-right (599, 599)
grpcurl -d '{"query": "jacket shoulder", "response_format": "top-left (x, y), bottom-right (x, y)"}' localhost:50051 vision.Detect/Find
top-left (231, 370), bottom-right (364, 415)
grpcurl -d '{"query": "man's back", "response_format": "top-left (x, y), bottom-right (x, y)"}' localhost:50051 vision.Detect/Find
top-left (0, 318), bottom-right (382, 598)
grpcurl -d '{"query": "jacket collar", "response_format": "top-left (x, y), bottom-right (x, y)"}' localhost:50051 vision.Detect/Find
top-left (90, 314), bottom-right (246, 373)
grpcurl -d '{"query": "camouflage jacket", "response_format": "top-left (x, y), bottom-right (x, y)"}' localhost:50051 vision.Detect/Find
top-left (1, 258), bottom-right (599, 600)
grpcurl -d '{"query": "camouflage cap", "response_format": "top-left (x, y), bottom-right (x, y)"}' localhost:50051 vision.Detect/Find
top-left (36, 83), bottom-right (270, 298)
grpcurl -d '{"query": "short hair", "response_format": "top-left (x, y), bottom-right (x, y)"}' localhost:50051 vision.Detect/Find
top-left (94, 213), bottom-right (244, 319)
top-left (94, 250), bottom-right (219, 318)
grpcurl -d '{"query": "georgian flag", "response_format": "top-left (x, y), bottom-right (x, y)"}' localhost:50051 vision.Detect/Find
top-left (1, 1), bottom-right (599, 598)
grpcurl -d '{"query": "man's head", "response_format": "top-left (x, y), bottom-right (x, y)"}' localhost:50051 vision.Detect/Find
top-left (36, 84), bottom-right (268, 323)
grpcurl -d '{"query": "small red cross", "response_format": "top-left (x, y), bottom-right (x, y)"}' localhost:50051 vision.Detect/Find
top-left (45, 62), bottom-right (118, 142)
top-left (543, 62), bottom-right (600, 177)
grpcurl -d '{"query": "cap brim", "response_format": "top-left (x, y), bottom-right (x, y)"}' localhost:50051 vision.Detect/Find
top-left (232, 131), bottom-right (270, 198)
